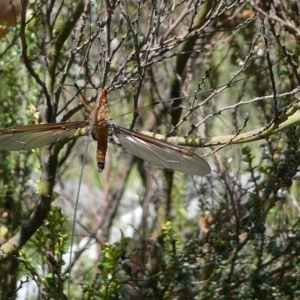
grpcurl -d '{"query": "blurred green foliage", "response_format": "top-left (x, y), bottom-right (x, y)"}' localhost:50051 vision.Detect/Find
top-left (1, 0), bottom-right (300, 299)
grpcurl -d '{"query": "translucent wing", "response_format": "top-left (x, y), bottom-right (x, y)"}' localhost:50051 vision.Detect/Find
top-left (112, 125), bottom-right (211, 176)
top-left (0, 122), bottom-right (88, 151)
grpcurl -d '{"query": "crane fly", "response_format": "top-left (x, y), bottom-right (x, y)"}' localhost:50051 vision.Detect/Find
top-left (0, 89), bottom-right (211, 176)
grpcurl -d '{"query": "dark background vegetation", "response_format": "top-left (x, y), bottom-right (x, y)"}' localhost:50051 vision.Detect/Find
top-left (0, 0), bottom-right (300, 299)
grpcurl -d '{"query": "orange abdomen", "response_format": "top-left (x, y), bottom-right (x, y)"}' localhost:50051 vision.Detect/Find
top-left (95, 126), bottom-right (109, 172)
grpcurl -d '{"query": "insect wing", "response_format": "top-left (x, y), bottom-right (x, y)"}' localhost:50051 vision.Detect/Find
top-left (0, 122), bottom-right (87, 151)
top-left (114, 126), bottom-right (211, 176)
